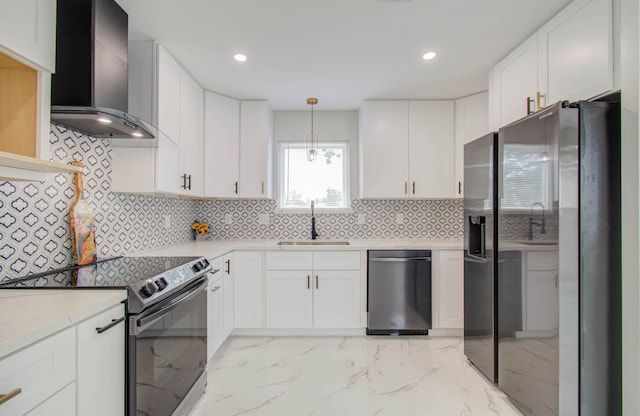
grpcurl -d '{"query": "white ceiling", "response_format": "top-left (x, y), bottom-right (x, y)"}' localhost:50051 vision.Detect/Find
top-left (116, 0), bottom-right (572, 110)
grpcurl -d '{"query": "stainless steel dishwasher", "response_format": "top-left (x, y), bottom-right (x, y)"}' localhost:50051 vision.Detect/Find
top-left (366, 250), bottom-right (432, 335)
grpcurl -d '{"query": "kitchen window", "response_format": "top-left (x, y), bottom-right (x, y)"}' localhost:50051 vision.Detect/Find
top-left (278, 141), bottom-right (350, 211)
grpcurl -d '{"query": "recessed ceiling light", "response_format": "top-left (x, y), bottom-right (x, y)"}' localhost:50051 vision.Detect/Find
top-left (97, 117), bottom-right (112, 124)
top-left (234, 54), bottom-right (247, 62)
top-left (422, 51), bottom-right (437, 60)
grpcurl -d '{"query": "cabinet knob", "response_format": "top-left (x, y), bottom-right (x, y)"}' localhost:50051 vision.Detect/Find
top-left (0, 388), bottom-right (21, 405)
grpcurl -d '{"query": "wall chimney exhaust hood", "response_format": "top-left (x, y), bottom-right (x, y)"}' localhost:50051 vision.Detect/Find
top-left (51, 0), bottom-right (156, 140)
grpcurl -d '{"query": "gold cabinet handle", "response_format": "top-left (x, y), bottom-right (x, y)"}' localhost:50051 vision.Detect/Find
top-left (404, 182), bottom-right (408, 194)
top-left (0, 388), bottom-right (21, 405)
top-left (536, 91), bottom-right (545, 111)
top-left (210, 286), bottom-right (221, 293)
top-left (261, 181), bottom-right (265, 194)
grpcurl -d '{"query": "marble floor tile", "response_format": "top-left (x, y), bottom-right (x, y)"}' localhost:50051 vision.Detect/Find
top-left (190, 336), bottom-right (524, 416)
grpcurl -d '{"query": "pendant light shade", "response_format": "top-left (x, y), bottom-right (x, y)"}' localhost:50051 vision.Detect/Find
top-left (306, 97), bottom-right (318, 161)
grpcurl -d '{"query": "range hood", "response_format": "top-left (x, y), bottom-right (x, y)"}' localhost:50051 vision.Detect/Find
top-left (51, 0), bottom-right (155, 139)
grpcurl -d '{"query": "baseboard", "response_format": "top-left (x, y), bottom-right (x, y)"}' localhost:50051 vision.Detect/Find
top-left (231, 328), bottom-right (366, 336)
top-left (428, 328), bottom-right (463, 337)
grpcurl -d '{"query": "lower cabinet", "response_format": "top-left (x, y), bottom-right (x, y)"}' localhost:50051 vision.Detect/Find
top-left (432, 250), bottom-right (464, 329)
top-left (76, 304), bottom-right (126, 416)
top-left (222, 253), bottom-right (235, 339)
top-left (207, 271), bottom-right (225, 362)
top-left (265, 251), bottom-right (361, 329)
top-left (233, 251), bottom-right (264, 328)
top-left (523, 251), bottom-right (559, 332)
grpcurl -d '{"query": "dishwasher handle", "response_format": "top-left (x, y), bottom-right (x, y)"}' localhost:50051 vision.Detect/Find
top-left (370, 257), bottom-right (431, 262)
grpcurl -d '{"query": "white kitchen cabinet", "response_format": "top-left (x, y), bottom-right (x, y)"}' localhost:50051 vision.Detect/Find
top-left (222, 253), bottom-right (235, 339)
top-left (113, 41), bottom-right (204, 196)
top-left (76, 304), bottom-right (126, 416)
top-left (0, 0), bottom-right (57, 72)
top-left (432, 250), bottom-right (463, 329)
top-left (454, 92), bottom-right (490, 197)
top-left (204, 91), bottom-right (240, 197)
top-left (207, 271), bottom-right (225, 361)
top-left (537, 0), bottom-right (613, 104)
top-left (265, 251), bottom-right (361, 329)
top-left (239, 101), bottom-right (273, 198)
top-left (524, 251), bottom-right (559, 332)
top-left (488, 33), bottom-right (539, 130)
top-left (360, 100), bottom-right (455, 199)
top-left (0, 327), bottom-right (76, 416)
top-left (26, 383), bottom-right (75, 416)
top-left (408, 101), bottom-right (455, 198)
top-left (359, 100), bottom-right (409, 199)
top-left (233, 251), bottom-right (264, 328)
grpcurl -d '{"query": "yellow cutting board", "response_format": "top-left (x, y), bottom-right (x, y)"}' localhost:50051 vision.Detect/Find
top-left (69, 161), bottom-right (97, 265)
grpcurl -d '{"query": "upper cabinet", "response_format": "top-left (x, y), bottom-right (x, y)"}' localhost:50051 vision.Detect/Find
top-left (0, 1), bottom-right (82, 181)
top-left (489, 0), bottom-right (613, 130)
top-left (112, 41), bottom-right (204, 197)
top-left (454, 92), bottom-right (489, 198)
top-left (359, 100), bottom-right (455, 199)
top-left (0, 0), bottom-right (57, 72)
top-left (204, 96), bottom-right (272, 198)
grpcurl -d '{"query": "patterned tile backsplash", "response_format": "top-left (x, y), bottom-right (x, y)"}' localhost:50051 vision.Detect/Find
top-left (1, 125), bottom-right (470, 279)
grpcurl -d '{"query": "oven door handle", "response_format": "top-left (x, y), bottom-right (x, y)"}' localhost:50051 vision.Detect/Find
top-left (135, 278), bottom-right (207, 330)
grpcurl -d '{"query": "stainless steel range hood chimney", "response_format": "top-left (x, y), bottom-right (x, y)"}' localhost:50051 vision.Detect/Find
top-left (51, 0), bottom-right (156, 139)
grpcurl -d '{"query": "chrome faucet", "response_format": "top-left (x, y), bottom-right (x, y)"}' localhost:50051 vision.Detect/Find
top-left (528, 202), bottom-right (546, 240)
top-left (310, 200), bottom-right (319, 240)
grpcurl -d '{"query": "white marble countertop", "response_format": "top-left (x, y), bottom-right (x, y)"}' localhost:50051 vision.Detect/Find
top-left (0, 289), bottom-right (127, 359)
top-left (135, 239), bottom-right (465, 259)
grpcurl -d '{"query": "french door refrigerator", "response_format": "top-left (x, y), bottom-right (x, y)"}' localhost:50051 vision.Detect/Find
top-left (463, 132), bottom-right (499, 383)
top-left (497, 100), bottom-right (621, 416)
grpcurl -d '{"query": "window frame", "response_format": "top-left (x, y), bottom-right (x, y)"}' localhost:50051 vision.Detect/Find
top-left (276, 140), bottom-right (351, 213)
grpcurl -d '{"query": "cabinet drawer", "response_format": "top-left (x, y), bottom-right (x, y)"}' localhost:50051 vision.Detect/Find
top-left (527, 251), bottom-right (559, 271)
top-left (313, 251), bottom-right (360, 270)
top-left (0, 327), bottom-right (75, 415)
top-left (208, 255), bottom-right (225, 276)
top-left (266, 252), bottom-right (313, 270)
top-left (25, 381), bottom-right (76, 416)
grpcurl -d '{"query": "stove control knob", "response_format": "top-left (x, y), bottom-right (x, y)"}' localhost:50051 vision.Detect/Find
top-left (139, 280), bottom-right (158, 298)
top-left (155, 277), bottom-right (168, 291)
top-left (192, 261), bottom-right (204, 272)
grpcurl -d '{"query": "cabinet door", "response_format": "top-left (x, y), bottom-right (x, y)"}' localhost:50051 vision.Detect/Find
top-left (454, 92), bottom-right (489, 197)
top-left (223, 263), bottom-right (234, 339)
top-left (207, 275), bottom-right (224, 361)
top-left (76, 304), bottom-right (125, 416)
top-left (232, 251), bottom-right (264, 328)
top-left (156, 46), bottom-right (183, 194)
top-left (538, 0), bottom-right (613, 104)
top-left (359, 101), bottom-right (409, 198)
top-left (409, 101), bottom-right (455, 198)
top-left (239, 101), bottom-right (272, 198)
top-left (25, 382), bottom-right (76, 416)
top-left (0, 0), bottom-right (56, 72)
top-left (435, 251), bottom-right (463, 329)
top-left (266, 271), bottom-right (313, 328)
top-left (525, 270), bottom-right (558, 331)
top-left (313, 271), bottom-right (360, 328)
top-left (494, 33), bottom-right (539, 127)
top-left (204, 91), bottom-right (240, 197)
top-left (180, 73), bottom-right (204, 196)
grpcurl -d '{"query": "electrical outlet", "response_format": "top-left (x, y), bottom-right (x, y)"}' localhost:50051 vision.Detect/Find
top-left (258, 214), bottom-right (270, 225)
top-left (357, 214), bottom-right (366, 225)
top-left (224, 214), bottom-right (233, 224)
top-left (395, 213), bottom-right (404, 224)
top-left (163, 215), bottom-right (172, 229)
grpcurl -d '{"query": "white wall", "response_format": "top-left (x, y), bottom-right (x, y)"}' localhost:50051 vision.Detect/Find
top-left (272, 110), bottom-right (359, 203)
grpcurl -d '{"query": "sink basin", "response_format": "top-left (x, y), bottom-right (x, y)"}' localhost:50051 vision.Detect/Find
top-left (516, 241), bottom-right (558, 246)
top-left (278, 240), bottom-right (350, 246)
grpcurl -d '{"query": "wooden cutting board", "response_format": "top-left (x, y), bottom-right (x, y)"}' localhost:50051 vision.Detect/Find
top-left (69, 161), bottom-right (97, 265)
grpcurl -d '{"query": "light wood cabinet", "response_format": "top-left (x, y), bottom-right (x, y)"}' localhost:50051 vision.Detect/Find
top-left (233, 251), bottom-right (264, 329)
top-left (265, 251), bottom-right (361, 329)
top-left (76, 304), bottom-right (126, 416)
top-left (359, 100), bottom-right (454, 199)
top-left (432, 250), bottom-right (463, 329)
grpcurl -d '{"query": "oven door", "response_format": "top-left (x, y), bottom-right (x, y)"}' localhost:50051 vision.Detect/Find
top-left (128, 277), bottom-right (208, 416)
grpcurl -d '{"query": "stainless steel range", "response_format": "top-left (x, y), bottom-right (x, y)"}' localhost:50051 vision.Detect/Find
top-left (1, 255), bottom-right (212, 416)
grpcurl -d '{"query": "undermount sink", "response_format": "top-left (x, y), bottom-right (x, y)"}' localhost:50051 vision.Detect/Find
top-left (278, 240), bottom-right (350, 246)
top-left (516, 241), bottom-right (558, 246)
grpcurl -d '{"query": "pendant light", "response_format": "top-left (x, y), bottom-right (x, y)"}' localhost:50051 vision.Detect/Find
top-left (306, 97), bottom-right (318, 161)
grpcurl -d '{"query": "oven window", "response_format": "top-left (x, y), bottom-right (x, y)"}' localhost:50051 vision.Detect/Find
top-left (135, 286), bottom-right (207, 416)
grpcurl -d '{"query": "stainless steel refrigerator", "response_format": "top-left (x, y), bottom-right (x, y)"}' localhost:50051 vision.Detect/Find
top-left (463, 132), bottom-right (499, 383)
top-left (496, 100), bottom-right (621, 416)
